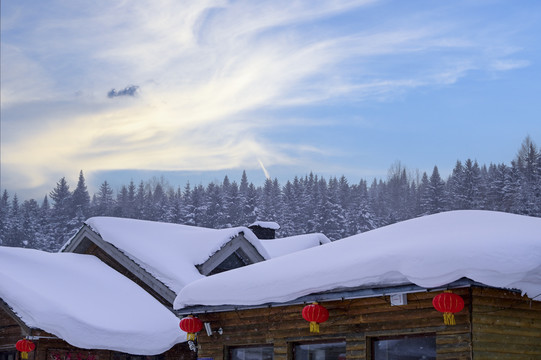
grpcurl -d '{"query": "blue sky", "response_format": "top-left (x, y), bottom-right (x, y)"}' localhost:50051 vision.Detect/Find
top-left (2, 0), bottom-right (540, 200)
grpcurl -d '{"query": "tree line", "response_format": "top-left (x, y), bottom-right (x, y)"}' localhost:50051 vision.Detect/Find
top-left (1, 137), bottom-right (540, 252)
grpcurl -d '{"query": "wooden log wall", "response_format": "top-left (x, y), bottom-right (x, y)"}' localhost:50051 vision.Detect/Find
top-left (194, 288), bottom-right (473, 360)
top-left (0, 307), bottom-right (24, 352)
top-left (1, 307), bottom-right (195, 360)
top-left (471, 287), bottom-right (541, 359)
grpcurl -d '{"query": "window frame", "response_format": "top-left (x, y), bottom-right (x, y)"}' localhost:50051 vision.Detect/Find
top-left (226, 344), bottom-right (274, 360)
top-left (369, 333), bottom-right (436, 360)
top-left (0, 351), bottom-right (17, 360)
top-left (291, 339), bottom-right (347, 360)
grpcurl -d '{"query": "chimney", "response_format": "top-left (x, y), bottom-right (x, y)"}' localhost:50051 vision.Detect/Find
top-left (248, 221), bottom-right (280, 239)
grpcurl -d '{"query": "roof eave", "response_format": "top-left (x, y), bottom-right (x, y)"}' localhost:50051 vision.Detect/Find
top-left (175, 278), bottom-right (501, 315)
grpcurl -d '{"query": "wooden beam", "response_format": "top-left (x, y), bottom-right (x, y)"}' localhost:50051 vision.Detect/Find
top-left (0, 298), bottom-right (33, 335)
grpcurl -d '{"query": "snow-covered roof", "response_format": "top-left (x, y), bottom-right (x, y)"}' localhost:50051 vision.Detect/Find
top-left (78, 217), bottom-right (270, 294)
top-left (174, 211), bottom-right (541, 309)
top-left (260, 233), bottom-right (331, 258)
top-left (0, 247), bottom-right (184, 355)
top-left (249, 221), bottom-right (280, 230)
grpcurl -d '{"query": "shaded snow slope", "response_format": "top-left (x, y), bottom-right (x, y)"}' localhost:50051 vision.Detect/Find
top-left (79, 217), bottom-right (270, 294)
top-left (0, 247), bottom-right (184, 354)
top-left (260, 233), bottom-right (331, 258)
top-left (175, 211), bottom-right (541, 309)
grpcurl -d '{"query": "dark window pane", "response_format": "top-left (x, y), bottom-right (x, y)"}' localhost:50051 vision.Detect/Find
top-left (230, 346), bottom-right (273, 360)
top-left (210, 251), bottom-right (250, 275)
top-left (0, 351), bottom-right (17, 360)
top-left (373, 334), bottom-right (435, 360)
top-left (294, 341), bottom-right (346, 360)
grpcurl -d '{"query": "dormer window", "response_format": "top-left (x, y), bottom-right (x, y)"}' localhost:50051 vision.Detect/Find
top-left (197, 233), bottom-right (265, 276)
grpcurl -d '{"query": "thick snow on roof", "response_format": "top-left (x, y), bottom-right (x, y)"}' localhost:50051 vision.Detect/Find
top-left (81, 217), bottom-right (269, 294)
top-left (249, 221), bottom-right (281, 230)
top-left (0, 247), bottom-right (184, 354)
top-left (175, 211), bottom-right (541, 309)
top-left (260, 233), bottom-right (331, 258)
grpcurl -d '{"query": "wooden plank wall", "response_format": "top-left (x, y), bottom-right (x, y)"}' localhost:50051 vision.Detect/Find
top-left (471, 287), bottom-right (541, 359)
top-left (1, 307), bottom-right (194, 360)
top-left (194, 288), bottom-right (472, 360)
top-left (0, 308), bottom-right (24, 352)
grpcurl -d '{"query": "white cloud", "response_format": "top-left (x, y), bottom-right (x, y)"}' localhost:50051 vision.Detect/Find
top-left (1, 0), bottom-right (535, 196)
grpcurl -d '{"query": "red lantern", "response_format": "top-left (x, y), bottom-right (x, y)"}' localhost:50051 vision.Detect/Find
top-left (179, 315), bottom-right (203, 341)
top-left (16, 339), bottom-right (35, 359)
top-left (302, 302), bottom-right (329, 333)
top-left (432, 291), bottom-right (464, 325)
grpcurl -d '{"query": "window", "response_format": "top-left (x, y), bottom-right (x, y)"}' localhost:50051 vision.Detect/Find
top-left (293, 341), bottom-right (346, 360)
top-left (229, 345), bottom-right (273, 360)
top-left (371, 334), bottom-right (435, 360)
top-left (208, 250), bottom-right (251, 275)
top-left (0, 351), bottom-right (16, 360)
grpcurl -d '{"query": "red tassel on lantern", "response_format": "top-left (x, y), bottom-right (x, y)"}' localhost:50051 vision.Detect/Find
top-left (16, 339), bottom-right (35, 359)
top-left (179, 315), bottom-right (203, 341)
top-left (432, 291), bottom-right (464, 325)
top-left (302, 302), bottom-right (329, 333)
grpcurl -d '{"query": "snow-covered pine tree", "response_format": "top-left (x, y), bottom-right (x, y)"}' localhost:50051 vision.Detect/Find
top-left (72, 170), bottom-right (90, 219)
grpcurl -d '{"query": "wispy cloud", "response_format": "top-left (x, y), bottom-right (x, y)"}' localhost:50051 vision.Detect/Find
top-left (1, 0), bottom-right (536, 196)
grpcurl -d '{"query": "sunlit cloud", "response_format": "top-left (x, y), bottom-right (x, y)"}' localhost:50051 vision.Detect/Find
top-left (1, 0), bottom-right (536, 197)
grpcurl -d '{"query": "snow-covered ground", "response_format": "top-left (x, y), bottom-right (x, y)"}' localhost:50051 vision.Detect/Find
top-left (0, 247), bottom-right (185, 355)
top-left (175, 210), bottom-right (541, 309)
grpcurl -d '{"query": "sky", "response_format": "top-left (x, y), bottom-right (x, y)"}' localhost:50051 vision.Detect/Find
top-left (2, 0), bottom-right (541, 200)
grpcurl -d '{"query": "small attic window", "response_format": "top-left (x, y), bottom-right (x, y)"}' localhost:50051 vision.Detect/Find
top-left (196, 234), bottom-right (265, 276)
top-left (208, 249), bottom-right (251, 276)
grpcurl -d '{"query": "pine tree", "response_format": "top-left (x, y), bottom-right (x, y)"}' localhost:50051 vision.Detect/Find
top-left (244, 183), bottom-right (258, 225)
top-left (447, 160), bottom-right (465, 209)
top-left (418, 172), bottom-right (431, 215)
top-left (205, 182), bottom-right (225, 228)
top-left (166, 187), bottom-right (184, 224)
top-left (0, 190), bottom-right (10, 245)
top-left (5, 195), bottom-right (24, 247)
top-left (183, 182), bottom-right (195, 225)
top-left (224, 181), bottom-right (240, 227)
top-left (95, 180), bottom-right (115, 216)
top-left (461, 159), bottom-right (483, 209)
top-left (50, 177), bottom-right (72, 216)
top-left (191, 184), bottom-right (207, 227)
top-left (514, 137), bottom-right (540, 215)
top-left (116, 185), bottom-right (130, 217)
top-left (72, 170), bottom-right (90, 219)
top-left (49, 177), bottom-right (73, 250)
top-left (426, 166), bottom-right (446, 214)
top-left (21, 199), bottom-right (40, 248)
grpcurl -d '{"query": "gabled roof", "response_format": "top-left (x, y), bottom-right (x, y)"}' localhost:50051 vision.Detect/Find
top-left (62, 217), bottom-right (271, 302)
top-left (0, 246), bottom-right (184, 355)
top-left (174, 211), bottom-right (541, 311)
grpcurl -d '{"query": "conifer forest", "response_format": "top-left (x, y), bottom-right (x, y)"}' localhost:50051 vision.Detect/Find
top-left (1, 137), bottom-right (540, 252)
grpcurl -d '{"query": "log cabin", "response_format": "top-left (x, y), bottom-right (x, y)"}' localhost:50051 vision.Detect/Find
top-left (174, 211), bottom-right (541, 360)
top-left (1, 218), bottom-right (329, 360)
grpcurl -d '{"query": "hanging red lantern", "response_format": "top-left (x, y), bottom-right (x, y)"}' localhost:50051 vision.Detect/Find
top-left (432, 291), bottom-right (464, 325)
top-left (302, 302), bottom-right (329, 333)
top-left (179, 315), bottom-right (203, 341)
top-left (16, 339), bottom-right (35, 359)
